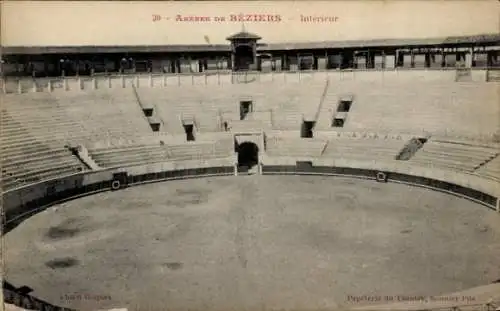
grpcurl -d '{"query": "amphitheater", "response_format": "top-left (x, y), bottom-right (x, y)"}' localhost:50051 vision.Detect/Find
top-left (1, 69), bottom-right (500, 311)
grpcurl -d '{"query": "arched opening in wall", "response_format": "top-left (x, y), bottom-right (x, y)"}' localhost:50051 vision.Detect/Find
top-left (237, 142), bottom-right (259, 172)
top-left (234, 45), bottom-right (254, 71)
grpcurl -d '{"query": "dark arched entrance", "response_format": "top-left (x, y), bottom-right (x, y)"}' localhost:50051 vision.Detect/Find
top-left (237, 142), bottom-right (259, 172)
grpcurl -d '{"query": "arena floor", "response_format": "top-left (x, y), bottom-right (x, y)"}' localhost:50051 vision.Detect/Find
top-left (5, 175), bottom-right (500, 311)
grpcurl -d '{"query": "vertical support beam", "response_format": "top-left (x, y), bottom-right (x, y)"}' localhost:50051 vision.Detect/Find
top-left (253, 43), bottom-right (257, 68)
top-left (441, 47), bottom-right (446, 68)
top-left (43, 58), bottom-right (49, 77)
top-left (465, 47), bottom-right (473, 68)
top-left (17, 79), bottom-right (22, 94)
top-left (325, 49), bottom-right (328, 70)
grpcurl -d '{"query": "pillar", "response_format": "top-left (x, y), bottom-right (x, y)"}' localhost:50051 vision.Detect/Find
top-left (17, 80), bottom-right (22, 94)
top-left (403, 54), bottom-right (412, 68)
top-left (384, 55), bottom-right (396, 69)
top-left (253, 43), bottom-right (257, 68)
top-left (190, 59), bottom-right (198, 73)
top-left (374, 55), bottom-right (384, 69)
top-left (317, 57), bottom-right (327, 70)
top-left (260, 58), bottom-right (272, 73)
top-left (465, 48), bottom-right (473, 68)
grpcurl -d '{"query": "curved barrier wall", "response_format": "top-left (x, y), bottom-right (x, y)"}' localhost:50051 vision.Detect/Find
top-left (2, 157), bottom-right (499, 310)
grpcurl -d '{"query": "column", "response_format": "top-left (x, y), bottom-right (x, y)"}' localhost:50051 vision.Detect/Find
top-left (231, 52), bottom-right (235, 71)
top-left (465, 48), bottom-right (473, 68)
top-left (317, 57), bottom-right (327, 70)
top-left (253, 43), bottom-right (257, 68)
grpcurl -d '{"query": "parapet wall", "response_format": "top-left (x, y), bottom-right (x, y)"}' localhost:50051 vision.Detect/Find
top-left (0, 69), bottom-right (490, 94)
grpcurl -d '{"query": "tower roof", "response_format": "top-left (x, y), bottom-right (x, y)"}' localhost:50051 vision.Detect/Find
top-left (226, 31), bottom-right (262, 41)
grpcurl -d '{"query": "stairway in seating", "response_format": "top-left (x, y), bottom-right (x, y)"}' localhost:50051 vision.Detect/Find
top-left (132, 85), bottom-right (165, 132)
top-left (313, 78), bottom-right (330, 123)
top-left (314, 84), bottom-right (339, 130)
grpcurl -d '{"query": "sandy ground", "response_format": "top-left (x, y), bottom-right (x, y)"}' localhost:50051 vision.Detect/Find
top-left (4, 175), bottom-right (500, 311)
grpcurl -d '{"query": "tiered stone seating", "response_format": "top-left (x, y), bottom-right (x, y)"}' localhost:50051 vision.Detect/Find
top-left (136, 81), bottom-right (327, 133)
top-left (409, 139), bottom-right (499, 174)
top-left (136, 87), bottom-right (238, 134)
top-left (318, 132), bottom-right (408, 161)
top-left (88, 135), bottom-right (234, 169)
top-left (265, 136), bottom-right (327, 158)
top-left (3, 76), bottom-right (498, 188)
top-left (2, 89), bottom-right (153, 146)
top-left (1, 113), bottom-right (84, 190)
top-left (331, 81), bottom-right (498, 138)
top-left (1, 89), bottom-right (155, 188)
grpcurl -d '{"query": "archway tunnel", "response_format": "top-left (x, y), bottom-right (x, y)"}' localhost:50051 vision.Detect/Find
top-left (237, 141), bottom-right (259, 170)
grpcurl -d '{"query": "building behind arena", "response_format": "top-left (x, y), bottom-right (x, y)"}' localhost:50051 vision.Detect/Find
top-left (1, 1), bottom-right (499, 77)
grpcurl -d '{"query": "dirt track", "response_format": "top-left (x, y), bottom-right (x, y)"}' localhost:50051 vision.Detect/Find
top-left (4, 175), bottom-right (500, 311)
